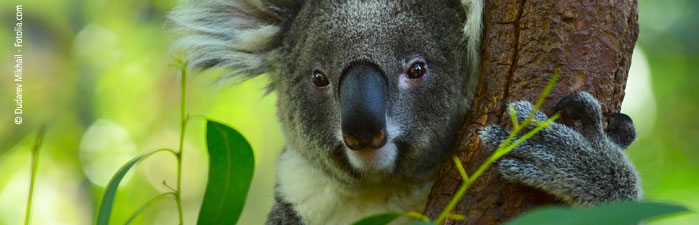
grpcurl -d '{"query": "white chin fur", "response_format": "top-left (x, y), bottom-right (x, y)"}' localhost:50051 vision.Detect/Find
top-left (339, 116), bottom-right (402, 172)
top-left (345, 142), bottom-right (398, 172)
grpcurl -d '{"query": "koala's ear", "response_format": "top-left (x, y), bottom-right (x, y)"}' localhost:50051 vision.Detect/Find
top-left (460, 0), bottom-right (483, 76)
top-left (169, 0), bottom-right (303, 80)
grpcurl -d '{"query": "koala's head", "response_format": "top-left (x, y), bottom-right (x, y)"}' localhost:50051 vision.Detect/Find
top-left (171, 0), bottom-right (482, 185)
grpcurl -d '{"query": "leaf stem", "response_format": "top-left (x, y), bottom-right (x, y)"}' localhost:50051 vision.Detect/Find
top-left (435, 74), bottom-right (560, 224)
top-left (24, 125), bottom-right (46, 225)
top-left (124, 192), bottom-right (176, 225)
top-left (163, 180), bottom-right (177, 193)
top-left (404, 211), bottom-right (430, 222)
top-left (175, 60), bottom-right (188, 225)
top-left (453, 157), bottom-right (469, 180)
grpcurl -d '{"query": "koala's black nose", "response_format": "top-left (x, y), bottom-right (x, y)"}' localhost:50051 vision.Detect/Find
top-left (339, 62), bottom-right (388, 150)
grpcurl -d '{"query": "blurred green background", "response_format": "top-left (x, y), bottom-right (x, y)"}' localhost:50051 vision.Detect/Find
top-left (0, 0), bottom-right (696, 224)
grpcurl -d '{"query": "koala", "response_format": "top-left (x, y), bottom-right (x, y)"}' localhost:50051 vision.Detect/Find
top-left (169, 0), bottom-right (641, 224)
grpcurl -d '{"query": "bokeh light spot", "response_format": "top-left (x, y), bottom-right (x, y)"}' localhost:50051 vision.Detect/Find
top-left (79, 119), bottom-right (137, 187)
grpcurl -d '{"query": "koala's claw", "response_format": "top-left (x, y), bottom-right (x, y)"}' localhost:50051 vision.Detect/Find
top-left (554, 92), bottom-right (603, 125)
top-left (477, 92), bottom-right (641, 205)
top-left (605, 113), bottom-right (636, 149)
top-left (554, 92), bottom-right (637, 149)
top-left (477, 125), bottom-right (509, 150)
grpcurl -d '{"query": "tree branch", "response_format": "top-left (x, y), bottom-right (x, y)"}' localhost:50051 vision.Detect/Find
top-left (424, 0), bottom-right (639, 224)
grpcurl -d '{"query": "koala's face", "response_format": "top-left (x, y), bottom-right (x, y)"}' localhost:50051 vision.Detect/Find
top-left (272, 0), bottom-right (473, 185)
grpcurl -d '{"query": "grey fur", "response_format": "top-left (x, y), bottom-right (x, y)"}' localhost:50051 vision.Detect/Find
top-left (267, 192), bottom-right (303, 225)
top-left (168, 0), bottom-right (299, 81)
top-left (478, 93), bottom-right (641, 206)
top-left (170, 0), bottom-right (640, 224)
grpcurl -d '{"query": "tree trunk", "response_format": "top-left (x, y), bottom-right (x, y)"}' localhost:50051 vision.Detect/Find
top-left (423, 0), bottom-right (639, 224)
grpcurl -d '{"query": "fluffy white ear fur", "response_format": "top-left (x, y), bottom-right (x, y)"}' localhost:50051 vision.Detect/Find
top-left (462, 0), bottom-right (483, 76)
top-left (169, 0), bottom-right (282, 80)
top-left (169, 0), bottom-right (483, 81)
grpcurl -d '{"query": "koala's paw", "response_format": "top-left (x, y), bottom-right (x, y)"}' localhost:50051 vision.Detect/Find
top-left (554, 91), bottom-right (603, 125)
top-left (477, 93), bottom-right (641, 206)
top-left (605, 113), bottom-right (637, 149)
top-left (554, 92), bottom-right (637, 149)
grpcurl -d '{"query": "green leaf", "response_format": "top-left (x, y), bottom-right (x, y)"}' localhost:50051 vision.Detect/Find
top-left (407, 221), bottom-right (437, 225)
top-left (95, 149), bottom-right (174, 225)
top-left (505, 201), bottom-right (691, 225)
top-left (197, 120), bottom-right (255, 225)
top-left (351, 212), bottom-right (403, 225)
top-left (25, 125), bottom-right (46, 225)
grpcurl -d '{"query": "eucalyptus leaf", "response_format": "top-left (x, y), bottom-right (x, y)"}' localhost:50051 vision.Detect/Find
top-left (505, 201), bottom-right (690, 225)
top-left (197, 120), bottom-right (255, 225)
top-left (95, 149), bottom-right (173, 225)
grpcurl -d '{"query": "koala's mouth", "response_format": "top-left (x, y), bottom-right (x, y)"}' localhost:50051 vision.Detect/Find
top-left (344, 140), bottom-right (398, 172)
top-left (337, 117), bottom-right (403, 174)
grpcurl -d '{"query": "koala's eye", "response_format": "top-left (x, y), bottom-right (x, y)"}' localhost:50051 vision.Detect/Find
top-left (407, 62), bottom-right (426, 79)
top-left (312, 71), bottom-right (330, 87)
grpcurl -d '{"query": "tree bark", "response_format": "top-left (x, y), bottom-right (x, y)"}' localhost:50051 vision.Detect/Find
top-left (424, 0), bottom-right (639, 224)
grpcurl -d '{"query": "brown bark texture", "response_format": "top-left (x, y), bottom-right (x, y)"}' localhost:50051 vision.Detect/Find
top-left (423, 0), bottom-right (639, 224)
